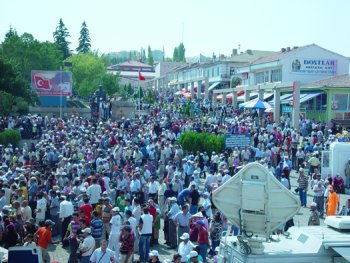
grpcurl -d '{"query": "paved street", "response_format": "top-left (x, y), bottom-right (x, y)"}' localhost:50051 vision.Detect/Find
top-left (48, 170), bottom-right (350, 262)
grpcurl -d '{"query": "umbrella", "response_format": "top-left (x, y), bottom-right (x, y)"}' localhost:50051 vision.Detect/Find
top-left (242, 98), bottom-right (272, 110)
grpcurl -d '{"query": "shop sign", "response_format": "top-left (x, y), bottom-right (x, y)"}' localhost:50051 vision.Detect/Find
top-left (291, 58), bottom-right (337, 75)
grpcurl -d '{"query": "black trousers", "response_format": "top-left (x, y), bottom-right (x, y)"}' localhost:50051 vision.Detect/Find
top-left (61, 216), bottom-right (72, 242)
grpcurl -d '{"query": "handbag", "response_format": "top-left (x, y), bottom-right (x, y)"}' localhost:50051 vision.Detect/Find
top-left (98, 252), bottom-right (106, 263)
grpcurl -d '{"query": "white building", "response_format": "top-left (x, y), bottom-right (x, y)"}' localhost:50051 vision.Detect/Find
top-left (238, 44), bottom-right (349, 86)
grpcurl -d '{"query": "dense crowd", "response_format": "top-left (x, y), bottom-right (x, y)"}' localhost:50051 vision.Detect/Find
top-left (0, 99), bottom-right (349, 263)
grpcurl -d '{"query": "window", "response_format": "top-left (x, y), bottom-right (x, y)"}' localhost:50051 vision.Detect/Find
top-left (255, 71), bottom-right (269, 84)
top-left (217, 67), bottom-right (220, 76)
top-left (271, 69), bottom-right (282, 82)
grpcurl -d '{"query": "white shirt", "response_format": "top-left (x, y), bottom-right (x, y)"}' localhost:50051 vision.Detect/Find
top-left (22, 206), bottom-right (32, 221)
top-left (140, 214), bottom-right (153, 235)
top-left (148, 181), bottom-right (159, 194)
top-left (203, 198), bottom-right (212, 218)
top-left (178, 240), bottom-right (194, 262)
top-left (110, 214), bottom-right (122, 235)
top-left (130, 179), bottom-right (141, 192)
top-left (127, 216), bottom-right (137, 233)
top-left (222, 174), bottom-right (231, 184)
top-left (132, 205), bottom-right (141, 223)
top-left (90, 248), bottom-right (115, 263)
top-left (36, 198), bottom-right (47, 220)
top-left (80, 235), bottom-right (95, 256)
top-left (87, 184), bottom-right (102, 204)
top-left (59, 200), bottom-right (74, 219)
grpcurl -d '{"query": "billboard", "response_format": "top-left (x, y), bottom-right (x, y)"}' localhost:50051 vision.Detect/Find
top-left (224, 134), bottom-right (251, 149)
top-left (290, 58), bottom-right (337, 75)
top-left (31, 70), bottom-right (72, 96)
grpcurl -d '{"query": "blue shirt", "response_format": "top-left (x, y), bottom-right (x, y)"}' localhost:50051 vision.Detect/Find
top-left (90, 218), bottom-right (103, 239)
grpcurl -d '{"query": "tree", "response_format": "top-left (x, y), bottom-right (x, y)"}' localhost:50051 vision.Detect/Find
top-left (178, 42), bottom-right (186, 62)
top-left (140, 48), bottom-right (146, 63)
top-left (147, 45), bottom-right (154, 66)
top-left (173, 47), bottom-right (179, 62)
top-left (53, 18), bottom-right (71, 59)
top-left (231, 77), bottom-right (242, 88)
top-left (101, 73), bottom-right (120, 96)
top-left (146, 89), bottom-right (154, 104)
top-left (76, 21), bottom-right (91, 53)
top-left (4, 25), bottom-right (17, 41)
top-left (173, 43), bottom-right (186, 62)
top-left (1, 30), bottom-right (63, 82)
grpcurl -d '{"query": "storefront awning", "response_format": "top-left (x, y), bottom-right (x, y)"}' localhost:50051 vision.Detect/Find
top-left (281, 92), bottom-right (322, 104)
top-left (208, 82), bottom-right (221, 91)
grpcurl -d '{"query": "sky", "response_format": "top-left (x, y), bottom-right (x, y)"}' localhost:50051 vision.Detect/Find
top-left (1, 0), bottom-right (350, 58)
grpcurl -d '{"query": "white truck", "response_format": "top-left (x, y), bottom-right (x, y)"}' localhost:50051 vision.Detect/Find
top-left (212, 163), bottom-right (350, 263)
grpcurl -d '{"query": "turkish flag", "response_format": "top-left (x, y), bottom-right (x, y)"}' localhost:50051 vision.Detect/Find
top-left (139, 72), bottom-right (145, 81)
top-left (34, 75), bottom-right (50, 90)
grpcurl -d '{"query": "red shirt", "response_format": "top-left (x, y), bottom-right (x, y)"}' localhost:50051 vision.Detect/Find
top-left (148, 205), bottom-right (156, 221)
top-left (35, 227), bottom-right (52, 249)
top-left (197, 225), bottom-right (209, 245)
top-left (79, 204), bottom-right (93, 218)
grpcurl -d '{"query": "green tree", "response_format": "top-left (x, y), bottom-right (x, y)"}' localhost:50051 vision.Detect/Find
top-left (76, 21), bottom-right (91, 53)
top-left (101, 73), bottom-right (120, 96)
top-left (0, 56), bottom-right (37, 106)
top-left (1, 31), bottom-right (63, 81)
top-left (231, 77), bottom-right (242, 88)
top-left (147, 45), bottom-right (154, 66)
top-left (53, 18), bottom-right (71, 59)
top-left (146, 89), bottom-right (154, 104)
top-left (4, 25), bottom-right (17, 40)
top-left (173, 47), bottom-right (179, 62)
top-left (178, 42), bottom-right (186, 62)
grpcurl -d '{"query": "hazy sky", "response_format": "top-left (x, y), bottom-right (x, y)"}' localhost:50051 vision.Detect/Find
top-left (1, 0), bottom-right (350, 58)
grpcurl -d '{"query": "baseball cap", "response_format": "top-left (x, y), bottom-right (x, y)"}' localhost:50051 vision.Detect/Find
top-left (45, 219), bottom-right (55, 226)
top-left (180, 233), bottom-right (190, 240)
top-left (82, 228), bottom-right (91, 234)
top-left (149, 250), bottom-right (159, 257)
top-left (112, 207), bottom-right (120, 212)
top-left (189, 251), bottom-right (198, 258)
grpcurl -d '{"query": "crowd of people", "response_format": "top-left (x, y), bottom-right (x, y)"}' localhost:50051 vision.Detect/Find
top-left (0, 99), bottom-right (349, 263)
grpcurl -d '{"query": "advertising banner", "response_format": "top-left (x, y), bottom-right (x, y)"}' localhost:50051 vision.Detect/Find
top-left (31, 70), bottom-right (72, 96)
top-left (291, 58), bottom-right (337, 75)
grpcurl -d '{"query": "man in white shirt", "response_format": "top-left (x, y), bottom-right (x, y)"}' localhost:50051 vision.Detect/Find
top-left (90, 240), bottom-right (115, 263)
top-left (79, 228), bottom-right (96, 263)
top-left (130, 174), bottom-right (141, 200)
top-left (35, 192), bottom-right (47, 224)
top-left (59, 196), bottom-right (74, 244)
top-left (21, 200), bottom-right (32, 222)
top-left (221, 169), bottom-right (231, 184)
top-left (138, 207), bottom-right (153, 262)
top-left (108, 207), bottom-right (122, 253)
top-left (178, 233), bottom-right (193, 263)
top-left (148, 176), bottom-right (159, 201)
top-left (87, 178), bottom-right (102, 207)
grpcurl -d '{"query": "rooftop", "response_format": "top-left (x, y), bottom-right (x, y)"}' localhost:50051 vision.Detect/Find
top-left (303, 74), bottom-right (350, 88)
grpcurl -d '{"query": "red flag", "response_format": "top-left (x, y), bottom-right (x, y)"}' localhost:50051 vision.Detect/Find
top-left (34, 75), bottom-right (50, 90)
top-left (139, 72), bottom-right (145, 81)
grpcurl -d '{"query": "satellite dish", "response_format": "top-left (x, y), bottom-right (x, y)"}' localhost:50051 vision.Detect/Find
top-left (212, 163), bottom-right (300, 254)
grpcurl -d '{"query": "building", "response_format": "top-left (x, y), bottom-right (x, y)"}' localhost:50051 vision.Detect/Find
top-left (107, 60), bottom-right (156, 88)
top-left (146, 49), bottom-right (276, 100)
top-left (212, 44), bottom-right (350, 127)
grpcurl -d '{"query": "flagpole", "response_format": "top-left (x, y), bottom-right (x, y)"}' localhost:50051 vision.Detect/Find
top-left (139, 78), bottom-right (141, 117)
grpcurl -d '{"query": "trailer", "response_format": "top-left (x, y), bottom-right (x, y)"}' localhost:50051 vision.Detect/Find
top-left (212, 163), bottom-right (350, 263)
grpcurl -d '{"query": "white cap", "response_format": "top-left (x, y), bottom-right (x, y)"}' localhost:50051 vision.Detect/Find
top-left (149, 250), bottom-right (159, 257)
top-left (189, 251), bottom-right (198, 258)
top-left (180, 233), bottom-right (190, 240)
top-left (112, 207), bottom-right (120, 212)
top-left (82, 228), bottom-right (91, 234)
top-left (310, 202), bottom-right (317, 207)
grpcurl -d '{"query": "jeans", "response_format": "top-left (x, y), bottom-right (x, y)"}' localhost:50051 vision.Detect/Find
top-left (80, 255), bottom-right (91, 263)
top-left (139, 235), bottom-right (151, 262)
top-left (190, 205), bottom-right (198, 214)
top-left (199, 243), bottom-right (208, 263)
top-left (68, 238), bottom-right (79, 263)
top-left (210, 239), bottom-right (220, 256)
top-left (299, 189), bottom-right (307, 207)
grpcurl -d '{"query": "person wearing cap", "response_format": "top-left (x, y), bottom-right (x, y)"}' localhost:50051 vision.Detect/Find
top-left (188, 250), bottom-right (201, 263)
top-left (178, 233), bottom-right (194, 263)
top-left (327, 185), bottom-right (339, 216)
top-left (79, 227), bottom-right (96, 263)
top-left (108, 206), bottom-right (122, 253)
top-left (35, 219), bottom-right (54, 263)
top-left (149, 250), bottom-right (161, 263)
top-left (308, 202), bottom-right (320, 226)
top-left (202, 192), bottom-right (212, 219)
